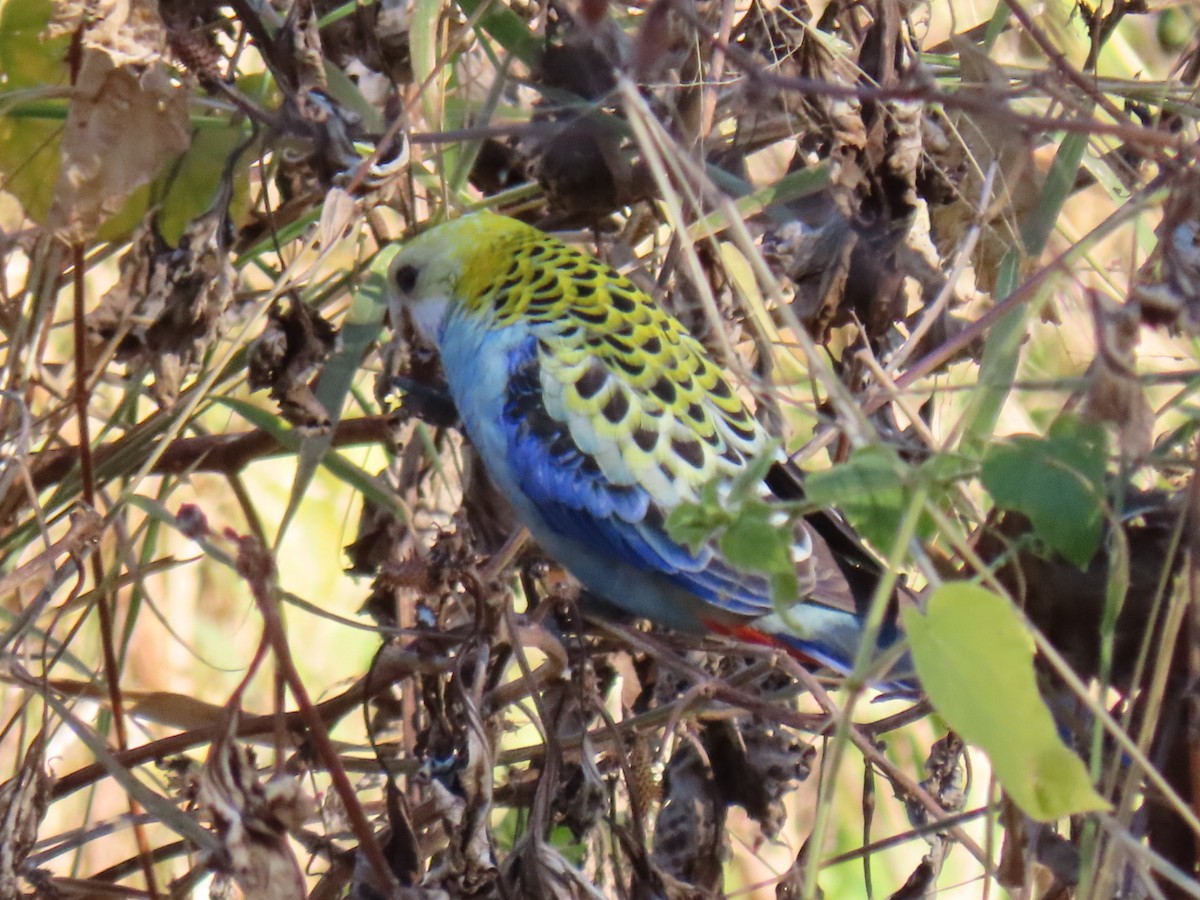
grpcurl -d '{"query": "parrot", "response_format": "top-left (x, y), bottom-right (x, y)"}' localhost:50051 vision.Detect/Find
top-left (387, 210), bottom-right (910, 684)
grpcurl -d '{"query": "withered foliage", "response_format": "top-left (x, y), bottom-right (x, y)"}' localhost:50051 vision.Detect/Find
top-left (248, 296), bottom-right (340, 429)
top-left (88, 204), bottom-right (236, 405)
top-left (1, 0), bottom-right (1199, 898)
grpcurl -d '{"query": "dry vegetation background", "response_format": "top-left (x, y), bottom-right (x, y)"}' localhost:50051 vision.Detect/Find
top-left (1, 0), bottom-right (1200, 897)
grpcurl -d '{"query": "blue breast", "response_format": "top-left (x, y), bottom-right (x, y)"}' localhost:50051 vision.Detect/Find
top-left (436, 314), bottom-right (770, 630)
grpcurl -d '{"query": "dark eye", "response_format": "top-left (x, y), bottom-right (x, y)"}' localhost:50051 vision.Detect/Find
top-left (393, 263), bottom-right (419, 293)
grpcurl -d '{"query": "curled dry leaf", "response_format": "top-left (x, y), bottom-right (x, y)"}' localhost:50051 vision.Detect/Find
top-left (198, 714), bottom-right (311, 898)
top-left (996, 796), bottom-right (1081, 894)
top-left (713, 718), bottom-right (813, 838)
top-left (460, 701), bottom-right (498, 876)
top-left (1080, 291), bottom-right (1153, 459)
top-left (379, 780), bottom-right (422, 886)
top-left (761, 16), bottom-right (936, 349)
top-left (47, 0), bottom-right (190, 242)
top-left (460, 447), bottom-right (521, 556)
top-left (538, 677), bottom-right (608, 841)
top-left (727, 0), bottom-right (821, 142)
top-left (507, 841), bottom-right (605, 900)
top-left (651, 714), bottom-right (813, 894)
top-left (161, 0), bottom-right (226, 85)
top-left (423, 777), bottom-right (499, 893)
top-left (89, 203), bottom-right (235, 405)
top-left (319, 186), bottom-right (358, 248)
top-left (247, 296), bottom-right (339, 428)
top-left (418, 650), bottom-right (500, 895)
top-left (345, 484), bottom-right (408, 575)
top-left (826, 90), bottom-right (869, 218)
top-left (904, 731), bottom-right (967, 841)
top-left (627, 0), bottom-right (672, 85)
top-left (995, 796), bottom-right (1031, 893)
top-left (891, 847), bottom-right (952, 900)
top-left (0, 734), bottom-right (50, 899)
top-left (652, 735), bottom-right (727, 893)
top-left (360, 527), bottom-right (475, 628)
top-left (762, 217), bottom-right (856, 339)
top-left (556, 744), bottom-right (608, 842)
top-left (827, 8), bottom-right (924, 227)
top-left (282, 0), bottom-right (327, 95)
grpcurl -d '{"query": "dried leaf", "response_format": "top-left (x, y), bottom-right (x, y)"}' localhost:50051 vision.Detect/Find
top-left (319, 186), bottom-right (358, 248)
top-left (719, 721), bottom-right (813, 837)
top-left (904, 732), bottom-right (967, 841)
top-left (89, 202), bottom-right (235, 405)
top-left (978, 493), bottom-right (1184, 690)
top-left (652, 737), bottom-right (726, 893)
top-left (461, 448), bottom-right (520, 555)
top-left (198, 713), bottom-right (312, 898)
top-left (1080, 291), bottom-right (1153, 458)
top-left (928, 37), bottom-right (1040, 290)
top-left (351, 784), bottom-right (432, 900)
top-left (346, 485), bottom-right (407, 575)
top-left (247, 297), bottom-right (339, 428)
top-left (419, 654), bottom-right (498, 895)
top-left (759, 24), bottom-right (931, 347)
top-left (727, 0), bottom-right (818, 133)
top-left (285, 0), bottom-right (327, 93)
top-left (762, 217), bottom-right (856, 338)
top-left (538, 678), bottom-right (607, 841)
top-left (0, 735), bottom-right (50, 899)
top-left (47, 0), bottom-right (190, 242)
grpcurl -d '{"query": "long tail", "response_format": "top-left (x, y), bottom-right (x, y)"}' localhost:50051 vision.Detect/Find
top-left (706, 614), bottom-right (917, 692)
top-left (728, 458), bottom-right (921, 691)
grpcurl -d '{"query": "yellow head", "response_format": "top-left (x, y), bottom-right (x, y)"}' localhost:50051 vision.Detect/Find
top-left (388, 211), bottom-right (544, 343)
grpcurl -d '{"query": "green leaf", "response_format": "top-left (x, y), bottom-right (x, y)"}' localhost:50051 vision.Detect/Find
top-left (666, 452), bottom-right (773, 554)
top-left (0, 0), bottom-right (69, 90)
top-left (455, 0), bottom-right (540, 66)
top-left (0, 99), bottom-right (63, 223)
top-left (726, 443), bottom-right (778, 501)
top-left (718, 501), bottom-right (798, 602)
top-left (1021, 131), bottom-right (1089, 255)
top-left (153, 116), bottom-right (254, 245)
top-left (666, 473), bottom-right (799, 604)
top-left (665, 484), bottom-right (725, 551)
top-left (981, 416), bottom-right (1107, 567)
top-left (804, 445), bottom-right (933, 551)
top-left (904, 583), bottom-right (1109, 821)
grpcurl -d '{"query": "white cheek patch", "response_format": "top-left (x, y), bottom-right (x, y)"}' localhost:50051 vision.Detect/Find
top-left (408, 294), bottom-right (451, 345)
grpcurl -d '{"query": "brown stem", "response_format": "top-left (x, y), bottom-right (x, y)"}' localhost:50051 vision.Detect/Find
top-left (28, 415), bottom-right (395, 495)
top-left (49, 646), bottom-right (449, 800)
top-left (71, 242), bottom-right (160, 899)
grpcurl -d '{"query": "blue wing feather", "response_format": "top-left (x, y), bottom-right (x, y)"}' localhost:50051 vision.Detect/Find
top-left (500, 335), bottom-right (773, 618)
